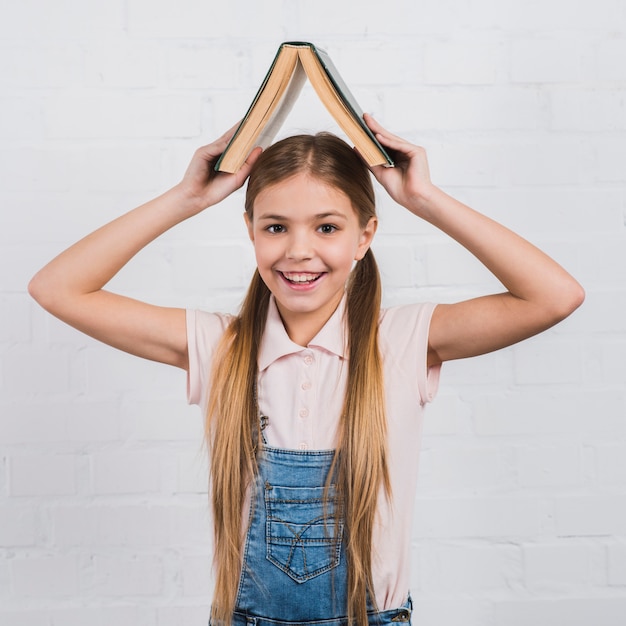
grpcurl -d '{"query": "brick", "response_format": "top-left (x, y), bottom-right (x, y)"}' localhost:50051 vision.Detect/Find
top-left (52, 505), bottom-right (170, 548)
top-left (177, 450), bottom-right (209, 494)
top-left (608, 542), bottom-right (626, 586)
top-left (374, 243), bottom-right (422, 289)
top-left (169, 243), bottom-right (255, 292)
top-left (419, 445), bottom-right (514, 494)
top-left (422, 392), bottom-right (467, 436)
top-left (556, 495), bottom-right (626, 536)
top-left (121, 398), bottom-right (201, 443)
top-left (494, 598), bottom-right (626, 626)
top-left (419, 542), bottom-right (522, 591)
top-left (516, 444), bottom-right (581, 489)
top-left (83, 342), bottom-right (180, 395)
top-left (128, 0), bottom-right (284, 39)
top-left (0, 0), bottom-right (125, 39)
top-left (596, 445), bottom-right (626, 487)
top-left (463, 187), bottom-right (623, 235)
top-left (423, 138), bottom-right (509, 187)
top-left (0, 507), bottom-right (37, 547)
top-left (93, 554), bottom-right (163, 596)
top-left (0, 612), bottom-right (52, 626)
top-left (424, 41), bottom-right (500, 85)
top-left (440, 347), bottom-right (514, 389)
top-left (375, 200), bottom-right (438, 237)
top-left (585, 339), bottom-right (626, 387)
top-left (0, 149), bottom-right (70, 192)
top-left (384, 87), bottom-right (545, 132)
top-left (597, 39), bottom-right (626, 82)
top-left (0, 399), bottom-right (120, 444)
top-left (512, 338), bottom-right (583, 385)
top-left (0, 43), bottom-right (84, 88)
top-left (474, 389), bottom-right (625, 437)
top-left (156, 606), bottom-right (211, 626)
top-left (105, 245), bottom-right (174, 295)
top-left (0, 97), bottom-right (44, 139)
top-left (3, 347), bottom-right (72, 396)
top-left (550, 87), bottom-right (626, 131)
top-left (84, 38), bottom-right (159, 88)
top-left (471, 0), bottom-right (625, 31)
top-left (425, 240), bottom-right (502, 287)
top-left (523, 541), bottom-right (600, 590)
top-left (411, 597), bottom-right (493, 626)
top-left (592, 137), bottom-right (626, 183)
top-left (510, 37), bottom-right (593, 84)
top-left (0, 296), bottom-right (31, 343)
top-left (93, 452), bottom-right (160, 495)
top-left (413, 495), bottom-right (544, 538)
top-left (12, 555), bottom-right (78, 597)
top-left (181, 554), bottom-right (212, 596)
top-left (49, 606), bottom-right (155, 626)
top-left (299, 0), bottom-right (472, 36)
top-left (9, 454), bottom-right (76, 497)
top-left (567, 291), bottom-right (626, 334)
top-left (44, 93), bottom-right (202, 139)
top-left (507, 136), bottom-right (590, 186)
top-left (164, 44), bottom-right (246, 90)
top-left (168, 503), bottom-right (212, 548)
top-left (69, 145), bottom-right (162, 193)
top-left (335, 43), bottom-right (411, 86)
top-left (65, 400), bottom-right (121, 443)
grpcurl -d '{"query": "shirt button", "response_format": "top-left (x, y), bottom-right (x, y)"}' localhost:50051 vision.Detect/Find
top-left (299, 408), bottom-right (309, 418)
top-left (299, 442), bottom-right (308, 450)
top-left (301, 381), bottom-right (311, 391)
top-left (303, 355), bottom-right (313, 365)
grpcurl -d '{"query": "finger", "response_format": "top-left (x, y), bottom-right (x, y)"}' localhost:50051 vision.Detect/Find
top-left (364, 113), bottom-right (405, 144)
top-left (218, 119), bottom-right (244, 143)
top-left (197, 121), bottom-right (244, 161)
top-left (234, 146), bottom-right (264, 183)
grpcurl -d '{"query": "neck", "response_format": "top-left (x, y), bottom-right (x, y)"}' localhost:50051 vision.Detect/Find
top-left (276, 298), bottom-right (343, 346)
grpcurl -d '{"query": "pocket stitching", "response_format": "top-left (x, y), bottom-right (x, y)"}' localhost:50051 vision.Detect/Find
top-left (265, 484), bottom-right (343, 583)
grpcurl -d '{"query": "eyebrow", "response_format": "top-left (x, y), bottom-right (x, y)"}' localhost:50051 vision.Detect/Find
top-left (256, 211), bottom-right (349, 221)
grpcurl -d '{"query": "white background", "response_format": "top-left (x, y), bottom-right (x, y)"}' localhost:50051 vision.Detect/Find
top-left (1, 1), bottom-right (625, 624)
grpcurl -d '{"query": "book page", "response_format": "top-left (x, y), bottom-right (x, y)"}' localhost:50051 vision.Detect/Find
top-left (255, 60), bottom-right (307, 149)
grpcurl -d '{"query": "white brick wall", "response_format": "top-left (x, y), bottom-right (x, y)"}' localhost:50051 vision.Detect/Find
top-left (1, 0), bottom-right (624, 624)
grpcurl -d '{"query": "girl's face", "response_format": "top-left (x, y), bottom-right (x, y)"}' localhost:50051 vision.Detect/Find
top-left (246, 172), bottom-right (377, 345)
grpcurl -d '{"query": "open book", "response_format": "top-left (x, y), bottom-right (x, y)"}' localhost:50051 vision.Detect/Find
top-left (215, 41), bottom-right (394, 173)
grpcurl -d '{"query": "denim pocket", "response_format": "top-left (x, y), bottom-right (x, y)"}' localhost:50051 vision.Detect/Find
top-left (264, 482), bottom-right (343, 583)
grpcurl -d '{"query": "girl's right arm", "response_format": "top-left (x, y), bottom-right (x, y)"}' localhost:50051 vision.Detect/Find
top-left (28, 126), bottom-right (260, 371)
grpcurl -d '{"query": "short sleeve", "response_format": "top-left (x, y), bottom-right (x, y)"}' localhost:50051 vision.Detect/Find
top-left (378, 302), bottom-right (441, 405)
top-left (185, 309), bottom-right (232, 410)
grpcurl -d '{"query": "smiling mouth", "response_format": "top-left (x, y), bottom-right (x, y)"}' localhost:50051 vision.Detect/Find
top-left (279, 271), bottom-right (323, 285)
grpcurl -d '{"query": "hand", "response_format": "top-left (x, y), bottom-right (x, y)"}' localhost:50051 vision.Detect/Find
top-left (177, 122), bottom-right (263, 214)
top-left (363, 114), bottom-right (436, 216)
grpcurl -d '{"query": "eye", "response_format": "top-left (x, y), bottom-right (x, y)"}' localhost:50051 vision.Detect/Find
top-left (266, 224), bottom-right (286, 234)
top-left (318, 224), bottom-right (337, 234)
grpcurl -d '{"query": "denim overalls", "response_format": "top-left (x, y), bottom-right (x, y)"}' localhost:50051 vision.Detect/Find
top-left (225, 445), bottom-right (412, 626)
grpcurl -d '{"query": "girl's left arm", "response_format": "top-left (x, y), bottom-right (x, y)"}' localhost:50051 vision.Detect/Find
top-left (365, 114), bottom-right (585, 367)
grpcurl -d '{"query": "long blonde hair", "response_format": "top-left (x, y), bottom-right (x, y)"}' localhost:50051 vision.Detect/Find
top-left (207, 133), bottom-right (390, 625)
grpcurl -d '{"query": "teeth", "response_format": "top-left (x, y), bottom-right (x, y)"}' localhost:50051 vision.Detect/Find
top-left (282, 272), bottom-right (320, 283)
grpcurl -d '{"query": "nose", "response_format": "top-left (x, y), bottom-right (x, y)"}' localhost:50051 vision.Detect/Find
top-left (286, 230), bottom-right (313, 261)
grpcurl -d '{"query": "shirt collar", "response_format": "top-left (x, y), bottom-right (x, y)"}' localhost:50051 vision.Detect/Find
top-left (258, 295), bottom-right (348, 371)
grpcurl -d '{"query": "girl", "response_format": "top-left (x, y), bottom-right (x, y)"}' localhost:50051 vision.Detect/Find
top-left (29, 115), bottom-right (584, 626)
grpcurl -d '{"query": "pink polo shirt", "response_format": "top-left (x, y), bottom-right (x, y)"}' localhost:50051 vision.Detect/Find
top-left (186, 296), bottom-right (440, 610)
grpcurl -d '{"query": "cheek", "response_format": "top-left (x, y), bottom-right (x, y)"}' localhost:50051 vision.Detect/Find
top-left (252, 239), bottom-right (276, 269)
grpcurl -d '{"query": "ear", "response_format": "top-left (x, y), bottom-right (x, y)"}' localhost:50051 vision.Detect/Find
top-left (354, 216), bottom-right (378, 261)
top-left (243, 212), bottom-right (254, 243)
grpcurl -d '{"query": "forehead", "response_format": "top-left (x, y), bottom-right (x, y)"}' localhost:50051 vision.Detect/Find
top-left (253, 173), bottom-right (353, 215)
